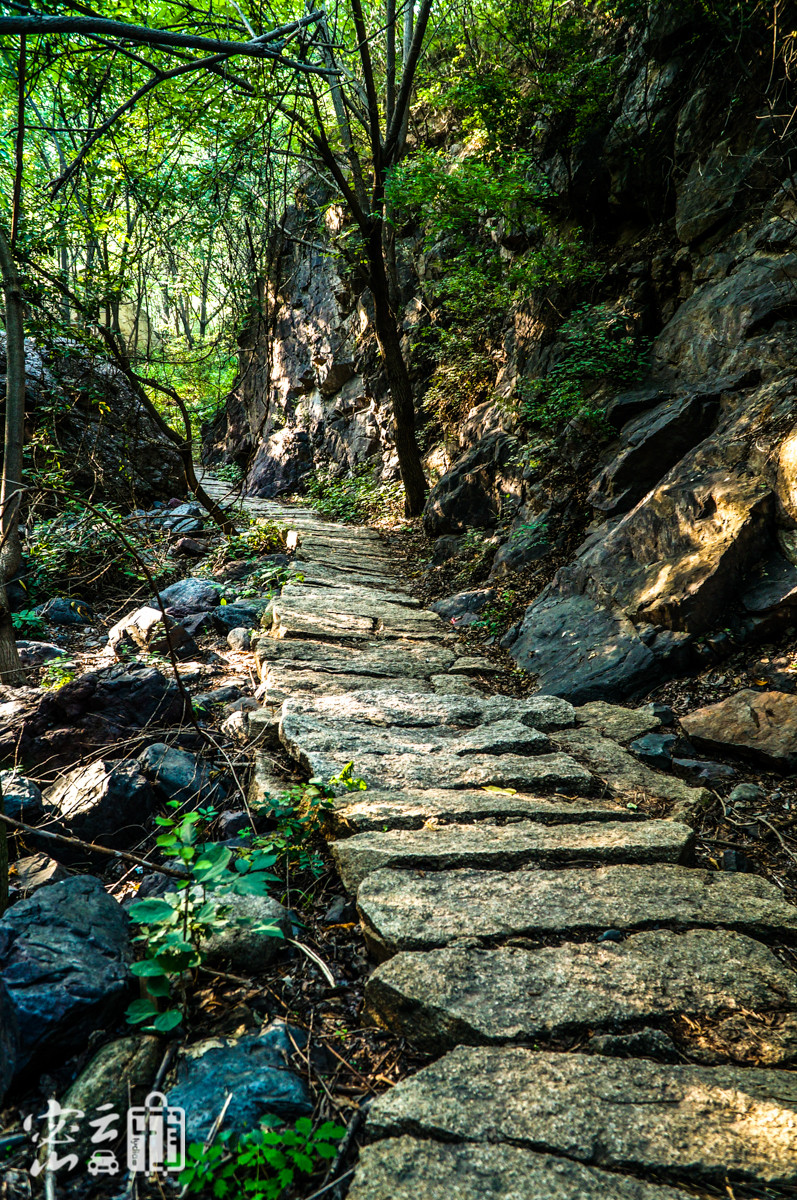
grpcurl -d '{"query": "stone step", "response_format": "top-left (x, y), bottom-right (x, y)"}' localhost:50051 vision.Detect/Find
top-left (281, 690), bottom-right (578, 731)
top-left (357, 863), bottom-right (797, 956)
top-left (364, 928), bottom-right (797, 1051)
top-left (347, 1139), bottom-right (694, 1200)
top-left (259, 668), bottom-right (435, 704)
top-left (254, 637), bottom-right (457, 680)
top-left (366, 1046), bottom-right (797, 1189)
top-left (272, 592), bottom-right (444, 639)
top-left (333, 819), bottom-right (693, 891)
top-left (327, 787), bottom-right (644, 835)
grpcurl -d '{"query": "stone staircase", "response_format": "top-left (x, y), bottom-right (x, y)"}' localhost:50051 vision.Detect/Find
top-left (200, 474), bottom-right (797, 1199)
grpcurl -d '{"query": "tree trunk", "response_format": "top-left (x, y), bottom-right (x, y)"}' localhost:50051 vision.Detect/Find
top-left (367, 225), bottom-right (427, 517)
top-left (0, 223), bottom-right (26, 685)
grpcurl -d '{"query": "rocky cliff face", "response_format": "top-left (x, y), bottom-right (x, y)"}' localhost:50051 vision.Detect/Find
top-left (207, 9), bottom-right (797, 703)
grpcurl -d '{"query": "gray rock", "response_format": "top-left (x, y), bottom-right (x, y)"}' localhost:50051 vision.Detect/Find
top-left (511, 592), bottom-right (657, 703)
top-left (422, 433), bottom-right (522, 536)
top-left (35, 597), bottom-right (93, 626)
top-left (255, 636), bottom-right (456, 681)
top-left (227, 627), bottom-right (251, 651)
top-left (334, 819), bottom-right (693, 892)
top-left (743, 551), bottom-right (797, 613)
top-left (676, 141), bottom-right (762, 244)
top-left (365, 929), bottom-right (797, 1052)
top-left (0, 876), bottom-right (132, 1073)
top-left (108, 605), bottom-right (198, 661)
top-left (43, 759), bottom-right (157, 844)
top-left (10, 853), bottom-right (68, 897)
top-left (357, 864), bottom-right (797, 956)
top-left (0, 771), bottom-right (43, 822)
top-left (348, 1139), bottom-right (693, 1200)
top-left (430, 589), bottom-right (495, 621)
top-left (200, 894), bottom-right (291, 973)
top-left (585, 1028), bottom-right (678, 1062)
top-left (212, 602), bottom-right (269, 634)
top-left (367, 1046), bottom-right (797, 1188)
top-left (575, 700), bottom-right (661, 744)
top-left (167, 1022), bottom-right (312, 1143)
top-left (430, 535), bottom-right (463, 565)
top-left (728, 783), bottom-right (766, 805)
top-left (137, 743), bottom-right (222, 809)
top-left (157, 577), bottom-right (220, 613)
top-left (15, 640), bottom-right (67, 667)
top-left (673, 757), bottom-right (736, 781)
top-left (629, 732), bottom-right (682, 770)
top-left (61, 1037), bottom-right (162, 1165)
top-left (193, 683), bottom-right (245, 709)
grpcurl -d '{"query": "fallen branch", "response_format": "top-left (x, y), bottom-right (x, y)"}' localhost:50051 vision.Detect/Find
top-left (0, 812), bottom-right (188, 879)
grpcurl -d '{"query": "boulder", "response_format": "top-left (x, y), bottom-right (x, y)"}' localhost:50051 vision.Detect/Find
top-left (137, 743), bottom-right (223, 809)
top-left (35, 597), bottom-right (93, 626)
top-left (166, 1022), bottom-right (313, 1143)
top-left (2, 663), bottom-right (192, 770)
top-left (227, 627), bottom-right (252, 651)
top-left (10, 853), bottom-right (69, 897)
top-left (681, 690), bottom-right (797, 769)
top-left (430, 589), bottom-right (495, 622)
top-left (431, 535), bottom-right (463, 565)
top-left (211, 602), bottom-right (268, 633)
top-left (60, 1037), bottom-right (161, 1165)
top-left (15, 641), bottom-right (68, 668)
top-left (742, 552), bottom-right (797, 614)
top-left (43, 759), bottom-right (157, 844)
top-left (108, 606), bottom-right (198, 660)
top-left (200, 893), bottom-right (291, 974)
top-left (0, 876), bottom-right (132, 1073)
top-left (0, 771), bottom-right (44, 822)
top-left (422, 433), bottom-right (522, 536)
top-left (157, 577), bottom-right (220, 614)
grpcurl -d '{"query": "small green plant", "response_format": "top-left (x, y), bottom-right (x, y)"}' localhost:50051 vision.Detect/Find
top-left (11, 609), bottom-right (44, 635)
top-left (472, 589), bottom-right (518, 637)
top-left (126, 802), bottom-right (282, 1033)
top-left (519, 301), bottom-right (649, 433)
top-left (39, 658), bottom-right (77, 690)
top-left (178, 1114), bottom-right (346, 1199)
top-left (305, 467), bottom-right (403, 524)
top-left (255, 764), bottom-right (367, 877)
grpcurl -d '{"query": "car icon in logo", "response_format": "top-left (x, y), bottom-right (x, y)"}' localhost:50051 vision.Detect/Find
top-left (87, 1150), bottom-right (120, 1176)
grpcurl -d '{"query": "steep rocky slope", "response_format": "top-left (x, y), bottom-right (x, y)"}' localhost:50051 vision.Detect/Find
top-left (206, 7), bottom-right (797, 704)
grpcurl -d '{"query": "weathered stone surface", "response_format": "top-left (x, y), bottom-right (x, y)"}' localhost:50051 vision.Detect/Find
top-left (675, 140), bottom-right (761, 244)
top-left (0, 877), bottom-right (132, 1073)
top-left (365, 929), bottom-right (797, 1051)
top-left (347, 1139), bottom-right (693, 1200)
top-left (200, 893), bottom-right (290, 973)
top-left (357, 864), bottom-right (797, 955)
top-left (272, 584), bottom-right (444, 639)
top-left (61, 1037), bottom-right (161, 1164)
top-left (43, 758), bottom-right (157, 845)
top-left (260, 666), bottom-right (433, 703)
top-left (281, 690), bottom-right (576, 733)
top-left (681, 689), bottom-right (797, 769)
top-left (0, 770), bottom-right (44, 821)
top-left (108, 605), bottom-right (198, 660)
top-left (327, 788), bottom-right (635, 835)
top-left (167, 1022), bottom-right (312, 1143)
top-left (742, 551), bottom-right (797, 613)
top-left (255, 636), bottom-right (457, 680)
top-left (431, 589), bottom-right (495, 621)
top-left (158, 576), bottom-right (220, 613)
top-left (138, 742), bottom-right (224, 808)
top-left (511, 593), bottom-right (658, 704)
top-left (10, 853), bottom-right (69, 897)
top-left (422, 433), bottom-right (522, 536)
top-left (334, 819), bottom-right (693, 891)
top-left (552, 726), bottom-right (708, 813)
top-left (367, 1047), bottom-right (797, 1187)
top-left (575, 701), bottom-right (661, 744)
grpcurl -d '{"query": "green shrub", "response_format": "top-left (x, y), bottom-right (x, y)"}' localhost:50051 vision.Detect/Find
top-left (519, 301), bottom-right (649, 433)
top-left (305, 467), bottom-right (403, 524)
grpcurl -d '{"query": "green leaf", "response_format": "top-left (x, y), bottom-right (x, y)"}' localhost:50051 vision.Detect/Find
top-left (129, 898), bottom-right (176, 923)
top-left (130, 959), bottom-right (169, 978)
top-left (153, 1009), bottom-right (184, 1032)
top-left (126, 998), bottom-right (159, 1023)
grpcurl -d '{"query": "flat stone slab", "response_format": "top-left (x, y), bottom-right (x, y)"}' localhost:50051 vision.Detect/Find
top-left (681, 689), bottom-right (797, 769)
top-left (365, 929), bottom-right (797, 1051)
top-left (259, 668), bottom-right (433, 703)
top-left (255, 637), bottom-right (456, 680)
top-left (333, 819), bottom-right (693, 891)
top-left (327, 787), bottom-right (640, 835)
top-left (281, 691), bottom-right (577, 732)
top-left (367, 1047), bottom-right (797, 1188)
top-left (347, 1138), bottom-right (694, 1200)
top-left (575, 700), bottom-right (661, 743)
top-left (272, 585), bottom-right (443, 639)
top-left (357, 864), bottom-right (797, 955)
top-left (553, 726), bottom-right (708, 812)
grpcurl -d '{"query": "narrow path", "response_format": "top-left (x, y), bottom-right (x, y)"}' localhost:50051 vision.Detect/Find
top-left (202, 475), bottom-right (797, 1199)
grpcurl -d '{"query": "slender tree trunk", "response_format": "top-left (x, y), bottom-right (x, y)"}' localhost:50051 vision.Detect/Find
top-left (0, 223), bottom-right (26, 686)
top-left (366, 224), bottom-right (426, 516)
